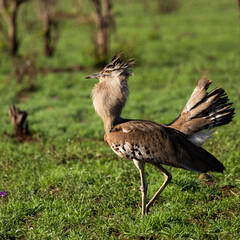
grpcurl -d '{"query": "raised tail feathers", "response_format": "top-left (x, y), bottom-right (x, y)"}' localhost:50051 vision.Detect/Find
top-left (170, 76), bottom-right (235, 145)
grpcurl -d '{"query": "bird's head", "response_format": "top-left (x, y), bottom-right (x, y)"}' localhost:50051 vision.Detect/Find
top-left (85, 53), bottom-right (135, 82)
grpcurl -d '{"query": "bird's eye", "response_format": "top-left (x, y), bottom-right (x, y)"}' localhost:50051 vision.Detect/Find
top-left (105, 70), bottom-right (111, 73)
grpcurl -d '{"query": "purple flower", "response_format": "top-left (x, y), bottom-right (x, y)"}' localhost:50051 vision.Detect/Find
top-left (0, 191), bottom-right (6, 197)
top-left (52, 96), bottom-right (58, 101)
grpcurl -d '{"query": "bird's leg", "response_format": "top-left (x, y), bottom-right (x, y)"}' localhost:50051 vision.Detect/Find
top-left (133, 159), bottom-right (148, 216)
top-left (146, 163), bottom-right (172, 214)
top-left (139, 165), bottom-right (148, 216)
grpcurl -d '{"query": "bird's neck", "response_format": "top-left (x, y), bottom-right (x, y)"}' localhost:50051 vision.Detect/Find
top-left (92, 77), bottom-right (129, 133)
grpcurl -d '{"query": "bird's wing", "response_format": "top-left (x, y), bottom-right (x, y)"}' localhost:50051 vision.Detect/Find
top-left (105, 120), bottom-right (224, 173)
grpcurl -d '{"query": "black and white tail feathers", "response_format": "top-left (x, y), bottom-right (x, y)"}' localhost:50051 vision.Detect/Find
top-left (170, 76), bottom-right (235, 147)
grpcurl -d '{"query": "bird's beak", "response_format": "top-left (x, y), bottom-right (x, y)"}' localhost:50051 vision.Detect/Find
top-left (85, 72), bottom-right (101, 79)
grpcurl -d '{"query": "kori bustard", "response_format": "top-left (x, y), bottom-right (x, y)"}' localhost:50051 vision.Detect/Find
top-left (86, 53), bottom-right (235, 216)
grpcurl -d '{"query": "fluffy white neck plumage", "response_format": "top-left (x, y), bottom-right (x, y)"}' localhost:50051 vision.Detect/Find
top-left (92, 76), bottom-right (129, 133)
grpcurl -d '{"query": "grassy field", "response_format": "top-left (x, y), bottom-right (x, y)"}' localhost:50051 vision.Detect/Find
top-left (0, 0), bottom-right (240, 239)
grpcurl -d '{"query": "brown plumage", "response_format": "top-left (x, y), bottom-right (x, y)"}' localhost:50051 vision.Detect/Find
top-left (105, 120), bottom-right (225, 173)
top-left (86, 53), bottom-right (235, 216)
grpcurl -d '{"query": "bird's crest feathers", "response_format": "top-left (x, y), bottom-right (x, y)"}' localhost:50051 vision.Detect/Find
top-left (103, 53), bottom-right (135, 73)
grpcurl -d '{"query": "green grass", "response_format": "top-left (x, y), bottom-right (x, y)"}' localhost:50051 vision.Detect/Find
top-left (0, 0), bottom-right (240, 239)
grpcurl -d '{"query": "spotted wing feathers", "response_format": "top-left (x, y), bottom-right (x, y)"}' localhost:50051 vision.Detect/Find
top-left (105, 120), bottom-right (225, 173)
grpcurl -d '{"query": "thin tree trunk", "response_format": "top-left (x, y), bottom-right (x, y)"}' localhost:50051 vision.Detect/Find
top-left (92, 0), bottom-right (113, 64)
top-left (97, 21), bottom-right (108, 57)
top-left (9, 4), bottom-right (19, 56)
top-left (43, 13), bottom-right (53, 56)
top-left (0, 0), bottom-right (29, 56)
top-left (38, 0), bottom-right (59, 57)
